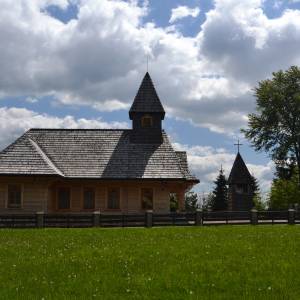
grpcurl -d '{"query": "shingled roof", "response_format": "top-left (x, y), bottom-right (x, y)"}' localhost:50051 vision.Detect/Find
top-left (129, 72), bottom-right (165, 119)
top-left (228, 152), bottom-right (252, 184)
top-left (175, 151), bottom-right (196, 181)
top-left (0, 129), bottom-right (198, 182)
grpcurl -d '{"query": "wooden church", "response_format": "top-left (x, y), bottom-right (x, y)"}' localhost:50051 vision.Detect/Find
top-left (0, 73), bottom-right (199, 213)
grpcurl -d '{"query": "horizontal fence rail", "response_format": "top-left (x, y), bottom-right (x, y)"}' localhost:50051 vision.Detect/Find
top-left (202, 211), bottom-right (251, 225)
top-left (0, 209), bottom-right (298, 228)
top-left (100, 214), bottom-right (145, 228)
top-left (0, 214), bottom-right (37, 228)
top-left (153, 213), bottom-right (195, 227)
top-left (257, 211), bottom-right (289, 224)
top-left (44, 214), bottom-right (94, 228)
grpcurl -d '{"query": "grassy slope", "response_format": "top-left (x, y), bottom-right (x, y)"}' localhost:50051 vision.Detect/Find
top-left (0, 226), bottom-right (299, 299)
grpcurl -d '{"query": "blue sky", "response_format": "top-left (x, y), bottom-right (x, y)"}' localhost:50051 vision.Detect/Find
top-left (1, 0), bottom-right (300, 195)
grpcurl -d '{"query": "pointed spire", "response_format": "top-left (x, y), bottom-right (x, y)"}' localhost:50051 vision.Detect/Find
top-left (129, 72), bottom-right (165, 120)
top-left (228, 152), bottom-right (252, 184)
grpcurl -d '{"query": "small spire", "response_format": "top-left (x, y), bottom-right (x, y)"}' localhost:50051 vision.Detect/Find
top-left (129, 72), bottom-right (165, 119)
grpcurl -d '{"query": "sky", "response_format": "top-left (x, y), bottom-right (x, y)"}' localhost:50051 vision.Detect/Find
top-left (1, 0), bottom-right (300, 197)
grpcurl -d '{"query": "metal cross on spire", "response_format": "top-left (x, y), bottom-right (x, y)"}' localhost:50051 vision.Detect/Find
top-left (146, 54), bottom-right (149, 72)
top-left (234, 139), bottom-right (243, 153)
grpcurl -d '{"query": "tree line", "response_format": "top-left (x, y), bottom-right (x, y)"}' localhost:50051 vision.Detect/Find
top-left (244, 66), bottom-right (300, 209)
top-left (179, 169), bottom-right (262, 212)
top-left (182, 66), bottom-right (300, 211)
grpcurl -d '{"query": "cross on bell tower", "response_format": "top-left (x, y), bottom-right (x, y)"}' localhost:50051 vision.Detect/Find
top-left (234, 139), bottom-right (243, 153)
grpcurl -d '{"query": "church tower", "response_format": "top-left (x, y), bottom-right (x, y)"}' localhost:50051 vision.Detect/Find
top-left (129, 72), bottom-right (165, 144)
top-left (228, 151), bottom-right (254, 211)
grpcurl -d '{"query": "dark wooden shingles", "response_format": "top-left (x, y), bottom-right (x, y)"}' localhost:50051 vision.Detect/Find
top-left (129, 72), bottom-right (165, 114)
top-left (175, 151), bottom-right (198, 181)
top-left (228, 152), bottom-right (252, 184)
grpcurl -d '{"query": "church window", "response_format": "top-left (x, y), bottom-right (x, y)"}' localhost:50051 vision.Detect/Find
top-left (170, 192), bottom-right (178, 212)
top-left (7, 184), bottom-right (22, 209)
top-left (57, 187), bottom-right (71, 210)
top-left (107, 188), bottom-right (120, 209)
top-left (83, 188), bottom-right (95, 210)
top-left (141, 115), bottom-right (153, 128)
top-left (141, 188), bottom-right (153, 210)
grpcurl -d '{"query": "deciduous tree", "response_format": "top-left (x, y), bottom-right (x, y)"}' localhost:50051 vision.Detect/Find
top-left (269, 172), bottom-right (300, 209)
top-left (243, 66), bottom-right (300, 187)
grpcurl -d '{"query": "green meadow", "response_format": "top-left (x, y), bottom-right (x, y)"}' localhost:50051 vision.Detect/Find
top-left (0, 226), bottom-right (299, 299)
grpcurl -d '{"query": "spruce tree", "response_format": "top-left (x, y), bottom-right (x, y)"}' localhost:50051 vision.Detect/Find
top-left (211, 168), bottom-right (228, 211)
top-left (250, 175), bottom-right (265, 210)
top-left (250, 175), bottom-right (260, 196)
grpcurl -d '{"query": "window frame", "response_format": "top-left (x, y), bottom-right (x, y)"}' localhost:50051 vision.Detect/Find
top-left (141, 115), bottom-right (153, 128)
top-left (56, 186), bottom-right (71, 211)
top-left (106, 187), bottom-right (121, 210)
top-left (6, 184), bottom-right (23, 209)
top-left (82, 187), bottom-right (96, 210)
top-left (141, 187), bottom-right (154, 210)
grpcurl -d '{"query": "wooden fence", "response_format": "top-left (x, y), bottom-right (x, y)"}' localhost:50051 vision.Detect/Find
top-left (0, 209), bottom-right (299, 228)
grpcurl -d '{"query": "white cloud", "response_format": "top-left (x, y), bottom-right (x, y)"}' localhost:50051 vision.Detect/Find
top-left (198, 0), bottom-right (300, 83)
top-left (169, 5), bottom-right (200, 23)
top-left (0, 107), bottom-right (128, 150)
top-left (0, 0), bottom-right (300, 136)
top-left (173, 142), bottom-right (274, 195)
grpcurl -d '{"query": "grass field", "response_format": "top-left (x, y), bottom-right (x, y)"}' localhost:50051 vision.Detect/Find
top-left (0, 226), bottom-right (299, 299)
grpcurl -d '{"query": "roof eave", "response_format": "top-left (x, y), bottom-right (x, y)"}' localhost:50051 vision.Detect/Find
top-left (186, 178), bottom-right (200, 184)
top-left (0, 174), bottom-right (198, 182)
top-left (0, 173), bottom-right (62, 177)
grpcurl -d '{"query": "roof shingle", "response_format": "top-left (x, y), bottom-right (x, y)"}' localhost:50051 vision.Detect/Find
top-left (0, 129), bottom-right (198, 182)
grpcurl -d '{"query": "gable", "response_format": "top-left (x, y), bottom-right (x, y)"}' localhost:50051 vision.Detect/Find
top-left (0, 133), bottom-right (58, 176)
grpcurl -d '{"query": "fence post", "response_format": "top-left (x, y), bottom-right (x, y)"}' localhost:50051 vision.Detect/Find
top-left (195, 209), bottom-right (203, 226)
top-left (93, 211), bottom-right (101, 227)
top-left (250, 208), bottom-right (258, 225)
top-left (288, 209), bottom-right (295, 225)
top-left (145, 210), bottom-right (153, 228)
top-left (36, 211), bottom-right (44, 228)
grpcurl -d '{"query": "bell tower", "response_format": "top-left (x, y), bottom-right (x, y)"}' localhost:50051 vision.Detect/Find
top-left (228, 148), bottom-right (254, 211)
top-left (129, 72), bottom-right (165, 144)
